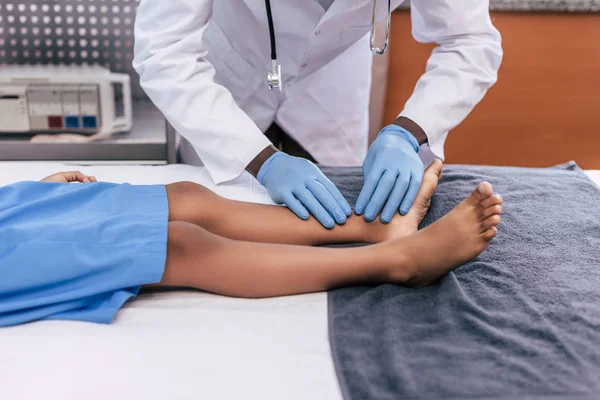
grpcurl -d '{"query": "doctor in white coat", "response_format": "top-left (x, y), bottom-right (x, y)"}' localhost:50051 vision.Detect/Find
top-left (133, 0), bottom-right (502, 228)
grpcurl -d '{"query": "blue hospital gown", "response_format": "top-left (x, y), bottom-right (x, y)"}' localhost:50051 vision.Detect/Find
top-left (0, 181), bottom-right (169, 327)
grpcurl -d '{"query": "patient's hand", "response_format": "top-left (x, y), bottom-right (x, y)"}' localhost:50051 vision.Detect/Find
top-left (41, 171), bottom-right (97, 184)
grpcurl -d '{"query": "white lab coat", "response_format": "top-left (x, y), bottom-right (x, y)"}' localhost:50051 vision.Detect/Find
top-left (133, 0), bottom-right (502, 184)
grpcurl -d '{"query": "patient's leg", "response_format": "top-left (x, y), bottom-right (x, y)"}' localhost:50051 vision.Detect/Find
top-left (155, 182), bottom-right (502, 297)
top-left (165, 160), bottom-right (443, 246)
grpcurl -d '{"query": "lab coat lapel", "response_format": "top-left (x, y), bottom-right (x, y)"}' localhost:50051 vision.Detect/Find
top-left (321, 0), bottom-right (372, 24)
top-left (321, 0), bottom-right (405, 27)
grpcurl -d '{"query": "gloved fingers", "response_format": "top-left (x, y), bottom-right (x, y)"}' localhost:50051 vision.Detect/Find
top-left (399, 171), bottom-right (423, 215)
top-left (364, 169), bottom-right (398, 222)
top-left (282, 193), bottom-right (309, 220)
top-left (307, 179), bottom-right (347, 224)
top-left (362, 150), bottom-right (376, 176)
top-left (295, 188), bottom-right (336, 229)
top-left (355, 166), bottom-right (385, 215)
top-left (316, 176), bottom-right (352, 217)
top-left (381, 173), bottom-right (411, 224)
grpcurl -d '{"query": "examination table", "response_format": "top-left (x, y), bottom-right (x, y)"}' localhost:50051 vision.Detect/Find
top-left (0, 162), bottom-right (598, 400)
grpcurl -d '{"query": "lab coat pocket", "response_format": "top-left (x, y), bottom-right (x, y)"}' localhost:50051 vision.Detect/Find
top-left (204, 23), bottom-right (262, 106)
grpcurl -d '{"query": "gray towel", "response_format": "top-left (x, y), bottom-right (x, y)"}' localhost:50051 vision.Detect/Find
top-left (398, 0), bottom-right (600, 12)
top-left (322, 162), bottom-right (600, 400)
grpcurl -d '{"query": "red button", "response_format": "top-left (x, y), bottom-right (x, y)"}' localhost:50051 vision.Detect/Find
top-left (48, 116), bottom-right (63, 128)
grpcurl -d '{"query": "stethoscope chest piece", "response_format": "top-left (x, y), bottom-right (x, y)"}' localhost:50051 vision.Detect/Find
top-left (267, 60), bottom-right (282, 91)
top-left (264, 0), bottom-right (282, 92)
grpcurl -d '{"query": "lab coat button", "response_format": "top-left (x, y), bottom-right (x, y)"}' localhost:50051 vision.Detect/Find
top-left (314, 30), bottom-right (321, 36)
top-left (301, 63), bottom-right (308, 68)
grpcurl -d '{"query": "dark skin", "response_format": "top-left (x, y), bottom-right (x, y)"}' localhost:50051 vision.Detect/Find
top-left (245, 117), bottom-right (427, 177)
top-left (34, 164), bottom-right (503, 298)
top-left (392, 116), bottom-right (428, 146)
top-left (41, 171), bottom-right (98, 183)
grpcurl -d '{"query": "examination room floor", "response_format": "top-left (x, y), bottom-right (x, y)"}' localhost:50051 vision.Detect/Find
top-left (1, 162), bottom-right (599, 400)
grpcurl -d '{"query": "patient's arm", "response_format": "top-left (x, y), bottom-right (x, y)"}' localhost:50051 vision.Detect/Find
top-left (165, 161), bottom-right (443, 246)
top-left (41, 171), bottom-right (97, 183)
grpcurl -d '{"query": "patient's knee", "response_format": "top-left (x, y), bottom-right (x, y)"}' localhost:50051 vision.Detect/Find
top-left (166, 181), bottom-right (205, 199)
top-left (164, 221), bottom-right (212, 286)
top-left (167, 221), bottom-right (225, 259)
top-left (166, 181), bottom-right (214, 223)
top-left (167, 221), bottom-right (199, 257)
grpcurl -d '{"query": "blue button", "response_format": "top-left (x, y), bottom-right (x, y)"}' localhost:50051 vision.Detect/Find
top-left (64, 116), bottom-right (80, 128)
top-left (82, 116), bottom-right (98, 129)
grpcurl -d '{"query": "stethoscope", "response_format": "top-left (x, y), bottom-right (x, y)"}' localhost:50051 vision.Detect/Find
top-left (265, 0), bottom-right (393, 91)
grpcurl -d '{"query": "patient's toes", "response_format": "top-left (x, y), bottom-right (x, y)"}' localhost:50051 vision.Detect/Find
top-left (468, 182), bottom-right (494, 206)
top-left (426, 159), bottom-right (443, 178)
top-left (481, 205), bottom-right (502, 219)
top-left (480, 194), bottom-right (503, 209)
top-left (482, 227), bottom-right (498, 241)
top-left (481, 215), bottom-right (501, 231)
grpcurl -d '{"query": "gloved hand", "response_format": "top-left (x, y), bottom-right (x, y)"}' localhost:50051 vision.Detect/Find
top-left (258, 152), bottom-right (352, 229)
top-left (355, 125), bottom-right (424, 224)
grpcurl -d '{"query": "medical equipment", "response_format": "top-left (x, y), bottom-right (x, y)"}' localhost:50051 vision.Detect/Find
top-left (0, 65), bottom-right (132, 137)
top-left (370, 0), bottom-right (393, 55)
top-left (263, 0), bottom-right (393, 91)
top-left (264, 0), bottom-right (282, 91)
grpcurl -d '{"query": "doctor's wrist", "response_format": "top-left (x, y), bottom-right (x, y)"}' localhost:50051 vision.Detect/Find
top-left (246, 145), bottom-right (280, 179)
top-left (392, 117), bottom-right (428, 146)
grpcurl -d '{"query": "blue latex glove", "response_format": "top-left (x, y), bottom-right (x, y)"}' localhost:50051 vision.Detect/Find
top-left (258, 152), bottom-right (352, 229)
top-left (355, 125), bottom-right (424, 223)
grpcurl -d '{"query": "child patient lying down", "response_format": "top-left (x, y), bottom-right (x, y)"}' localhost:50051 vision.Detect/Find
top-left (0, 160), bottom-right (502, 327)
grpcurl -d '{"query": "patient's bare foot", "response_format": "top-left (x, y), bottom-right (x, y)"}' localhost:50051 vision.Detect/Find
top-left (369, 159), bottom-right (443, 243)
top-left (389, 181), bottom-right (503, 287)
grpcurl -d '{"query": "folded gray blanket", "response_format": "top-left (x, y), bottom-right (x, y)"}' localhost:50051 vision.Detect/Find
top-left (397, 0), bottom-right (600, 12)
top-left (322, 162), bottom-right (600, 400)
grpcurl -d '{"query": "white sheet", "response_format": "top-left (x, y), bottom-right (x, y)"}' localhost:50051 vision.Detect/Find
top-left (586, 170), bottom-right (600, 186)
top-left (0, 163), bottom-right (598, 400)
top-left (0, 162), bottom-right (342, 400)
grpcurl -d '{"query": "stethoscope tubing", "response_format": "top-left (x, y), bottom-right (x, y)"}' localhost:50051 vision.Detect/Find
top-left (263, 0), bottom-right (393, 90)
